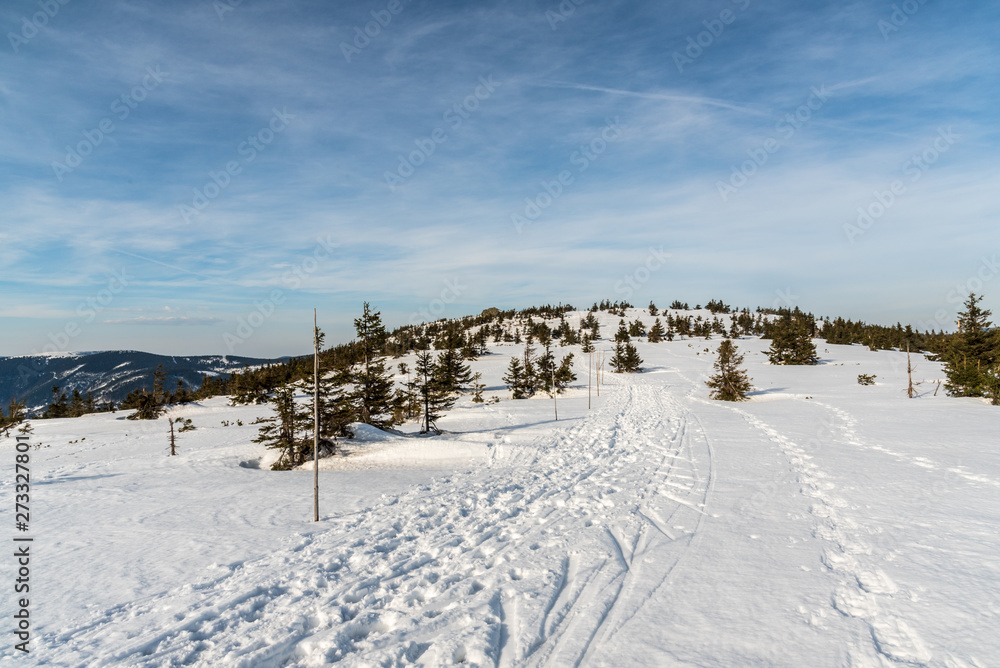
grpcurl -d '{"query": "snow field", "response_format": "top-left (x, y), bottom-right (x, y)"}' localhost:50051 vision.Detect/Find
top-left (1, 308), bottom-right (998, 666)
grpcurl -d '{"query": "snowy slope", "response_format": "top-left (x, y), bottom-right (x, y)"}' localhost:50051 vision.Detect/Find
top-left (2, 309), bottom-right (998, 667)
top-left (0, 351), bottom-right (284, 411)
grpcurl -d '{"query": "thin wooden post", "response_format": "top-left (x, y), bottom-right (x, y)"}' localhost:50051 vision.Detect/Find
top-left (552, 365), bottom-right (558, 421)
top-left (313, 309), bottom-right (319, 522)
top-left (588, 351), bottom-right (592, 410)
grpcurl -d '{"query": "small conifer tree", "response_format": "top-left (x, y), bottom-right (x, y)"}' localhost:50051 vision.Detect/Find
top-left (706, 339), bottom-right (753, 401)
top-left (614, 320), bottom-right (630, 343)
top-left (503, 356), bottom-right (534, 399)
top-left (254, 386), bottom-right (301, 470)
top-left (943, 293), bottom-right (999, 397)
top-left (648, 318), bottom-right (666, 343)
top-left (610, 341), bottom-right (642, 373)
top-left (415, 351), bottom-right (455, 433)
top-left (352, 303), bottom-right (396, 428)
top-left (471, 372), bottom-right (486, 403)
top-left (553, 354), bottom-right (577, 393)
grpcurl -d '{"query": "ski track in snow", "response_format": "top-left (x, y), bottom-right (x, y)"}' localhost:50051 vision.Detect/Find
top-left (810, 399), bottom-right (1000, 490)
top-left (44, 383), bottom-right (715, 667)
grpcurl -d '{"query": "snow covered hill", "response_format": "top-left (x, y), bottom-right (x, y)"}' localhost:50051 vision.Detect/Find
top-left (2, 309), bottom-right (998, 666)
top-left (0, 351), bottom-right (286, 411)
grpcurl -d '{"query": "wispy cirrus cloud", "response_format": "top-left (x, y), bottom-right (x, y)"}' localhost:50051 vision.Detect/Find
top-left (1, 0), bottom-right (997, 356)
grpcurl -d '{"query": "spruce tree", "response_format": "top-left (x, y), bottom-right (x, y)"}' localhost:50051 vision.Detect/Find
top-left (614, 320), bottom-right (630, 343)
top-left (707, 339), bottom-right (754, 401)
top-left (943, 293), bottom-right (999, 397)
top-left (69, 389), bottom-right (86, 417)
top-left (415, 351), bottom-right (455, 433)
top-left (152, 364), bottom-right (168, 406)
top-left (648, 318), bottom-right (666, 343)
top-left (127, 389), bottom-right (162, 420)
top-left (434, 348), bottom-right (473, 394)
top-left (296, 329), bottom-right (353, 444)
top-left (253, 386), bottom-right (301, 469)
top-left (536, 341), bottom-right (557, 394)
top-left (610, 341), bottom-right (642, 373)
top-left (44, 386), bottom-right (69, 418)
top-left (553, 354), bottom-right (577, 393)
top-left (503, 356), bottom-right (530, 399)
top-left (767, 314), bottom-right (819, 365)
top-left (522, 342), bottom-right (538, 395)
top-left (471, 372), bottom-right (486, 403)
top-left (353, 302), bottom-right (396, 429)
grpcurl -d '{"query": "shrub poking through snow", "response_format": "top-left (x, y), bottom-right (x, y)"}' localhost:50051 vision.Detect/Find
top-left (858, 374), bottom-right (877, 386)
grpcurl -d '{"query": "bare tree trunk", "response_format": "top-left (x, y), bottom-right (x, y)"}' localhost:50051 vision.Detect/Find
top-left (907, 345), bottom-right (916, 399)
top-left (168, 419), bottom-right (177, 456)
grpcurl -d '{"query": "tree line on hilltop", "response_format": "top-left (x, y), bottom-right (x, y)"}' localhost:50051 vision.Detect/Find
top-left (3, 294), bottom-right (998, 447)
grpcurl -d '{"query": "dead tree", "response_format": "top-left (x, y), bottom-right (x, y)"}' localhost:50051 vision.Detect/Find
top-left (907, 345), bottom-right (919, 399)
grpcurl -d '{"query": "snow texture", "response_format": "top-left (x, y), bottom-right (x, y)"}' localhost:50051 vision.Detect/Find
top-left (2, 308), bottom-right (998, 666)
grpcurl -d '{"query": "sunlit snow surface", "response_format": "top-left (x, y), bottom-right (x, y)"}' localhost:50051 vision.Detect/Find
top-left (2, 309), bottom-right (998, 667)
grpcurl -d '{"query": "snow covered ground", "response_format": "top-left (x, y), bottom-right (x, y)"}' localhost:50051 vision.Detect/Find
top-left (2, 309), bottom-right (999, 666)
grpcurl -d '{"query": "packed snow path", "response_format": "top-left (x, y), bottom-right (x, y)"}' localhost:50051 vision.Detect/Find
top-left (45, 382), bottom-right (719, 666)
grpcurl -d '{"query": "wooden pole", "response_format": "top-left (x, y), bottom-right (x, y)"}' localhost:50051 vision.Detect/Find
top-left (313, 309), bottom-right (319, 523)
top-left (552, 364), bottom-right (558, 421)
top-left (588, 350), bottom-right (592, 410)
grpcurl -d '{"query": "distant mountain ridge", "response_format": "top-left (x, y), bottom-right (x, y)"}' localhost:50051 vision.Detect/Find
top-left (0, 351), bottom-right (287, 413)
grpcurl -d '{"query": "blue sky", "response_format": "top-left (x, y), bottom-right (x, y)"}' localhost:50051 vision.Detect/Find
top-left (1, 0), bottom-right (998, 357)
